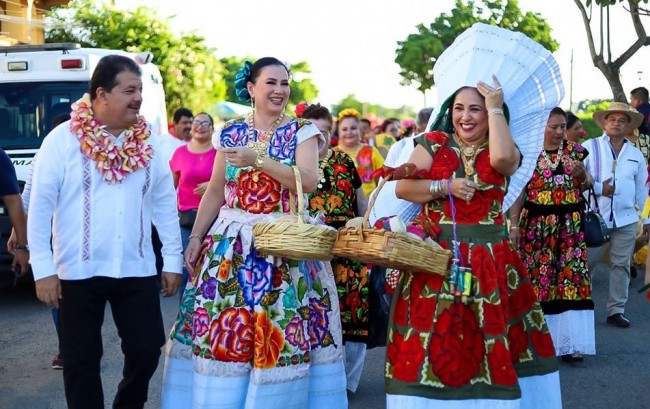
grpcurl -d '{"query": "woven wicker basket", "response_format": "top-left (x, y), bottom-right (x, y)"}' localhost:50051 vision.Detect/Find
top-left (332, 177), bottom-right (451, 275)
top-left (253, 166), bottom-right (336, 260)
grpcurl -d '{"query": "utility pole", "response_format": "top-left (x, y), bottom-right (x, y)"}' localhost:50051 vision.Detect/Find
top-left (569, 49), bottom-right (574, 111)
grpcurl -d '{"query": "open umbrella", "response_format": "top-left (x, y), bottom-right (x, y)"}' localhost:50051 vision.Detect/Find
top-left (212, 101), bottom-right (252, 120)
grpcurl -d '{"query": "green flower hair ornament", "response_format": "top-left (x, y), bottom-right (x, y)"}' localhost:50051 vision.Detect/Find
top-left (234, 60), bottom-right (253, 102)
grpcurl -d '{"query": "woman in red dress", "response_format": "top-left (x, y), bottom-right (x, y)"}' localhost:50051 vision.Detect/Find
top-left (387, 79), bottom-right (561, 408)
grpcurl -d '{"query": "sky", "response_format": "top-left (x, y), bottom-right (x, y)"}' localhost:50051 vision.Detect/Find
top-left (114, 0), bottom-right (650, 112)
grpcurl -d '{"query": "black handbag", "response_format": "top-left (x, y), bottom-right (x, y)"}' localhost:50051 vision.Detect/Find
top-left (583, 187), bottom-right (611, 247)
top-left (178, 209), bottom-right (198, 229)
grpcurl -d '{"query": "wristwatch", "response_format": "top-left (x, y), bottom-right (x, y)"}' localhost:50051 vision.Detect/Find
top-left (15, 244), bottom-right (29, 251)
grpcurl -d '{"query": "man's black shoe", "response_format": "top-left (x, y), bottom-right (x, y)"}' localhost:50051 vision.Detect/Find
top-left (631, 265), bottom-right (638, 278)
top-left (606, 313), bottom-right (631, 328)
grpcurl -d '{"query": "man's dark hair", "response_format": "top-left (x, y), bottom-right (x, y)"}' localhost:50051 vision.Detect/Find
top-left (360, 118), bottom-right (371, 126)
top-left (631, 87), bottom-right (649, 103)
top-left (173, 108), bottom-right (194, 124)
top-left (89, 55), bottom-right (141, 100)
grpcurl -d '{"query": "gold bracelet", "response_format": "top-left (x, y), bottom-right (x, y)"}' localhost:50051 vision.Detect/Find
top-left (509, 226), bottom-right (519, 231)
top-left (253, 152), bottom-right (266, 169)
top-left (188, 234), bottom-right (202, 240)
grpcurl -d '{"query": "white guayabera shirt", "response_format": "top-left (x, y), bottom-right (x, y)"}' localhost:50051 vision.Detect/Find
top-left (28, 123), bottom-right (183, 281)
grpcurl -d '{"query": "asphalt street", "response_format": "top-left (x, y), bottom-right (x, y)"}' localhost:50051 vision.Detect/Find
top-left (0, 263), bottom-right (649, 409)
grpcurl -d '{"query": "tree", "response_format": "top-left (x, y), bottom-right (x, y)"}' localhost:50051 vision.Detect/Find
top-left (395, 0), bottom-right (558, 103)
top-left (45, 0), bottom-right (226, 118)
top-left (573, 0), bottom-right (650, 102)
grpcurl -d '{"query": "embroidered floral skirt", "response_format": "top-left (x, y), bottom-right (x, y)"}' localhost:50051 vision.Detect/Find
top-left (518, 201), bottom-right (595, 356)
top-left (161, 208), bottom-right (347, 409)
top-left (385, 224), bottom-right (560, 404)
top-left (331, 256), bottom-right (370, 343)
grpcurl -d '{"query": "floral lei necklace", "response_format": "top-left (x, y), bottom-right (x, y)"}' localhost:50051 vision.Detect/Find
top-left (70, 93), bottom-right (153, 184)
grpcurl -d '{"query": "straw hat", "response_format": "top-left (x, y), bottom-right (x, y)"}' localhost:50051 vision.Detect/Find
top-left (592, 102), bottom-right (644, 131)
top-left (426, 23), bottom-right (565, 211)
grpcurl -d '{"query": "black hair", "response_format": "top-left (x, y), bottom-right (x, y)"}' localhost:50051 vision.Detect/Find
top-left (300, 103), bottom-right (333, 125)
top-left (631, 87), bottom-right (649, 102)
top-left (89, 55), bottom-right (141, 100)
top-left (359, 118), bottom-right (371, 125)
top-left (566, 111), bottom-right (580, 128)
top-left (173, 107), bottom-right (194, 123)
top-left (549, 106), bottom-right (567, 120)
top-left (250, 57), bottom-right (290, 84)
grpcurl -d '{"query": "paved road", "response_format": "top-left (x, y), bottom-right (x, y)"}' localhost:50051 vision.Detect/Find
top-left (0, 265), bottom-right (649, 409)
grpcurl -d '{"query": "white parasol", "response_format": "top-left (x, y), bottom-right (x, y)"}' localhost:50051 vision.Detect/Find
top-left (427, 23), bottom-right (564, 211)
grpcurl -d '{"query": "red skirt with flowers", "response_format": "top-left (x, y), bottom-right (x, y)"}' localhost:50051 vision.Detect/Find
top-left (385, 223), bottom-right (559, 401)
top-left (385, 131), bottom-right (559, 401)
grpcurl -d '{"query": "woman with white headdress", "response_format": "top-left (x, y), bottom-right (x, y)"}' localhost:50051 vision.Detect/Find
top-left (384, 23), bottom-right (563, 408)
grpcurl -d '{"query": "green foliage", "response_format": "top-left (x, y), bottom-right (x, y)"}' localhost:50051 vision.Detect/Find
top-left (576, 113), bottom-right (601, 140)
top-left (395, 0), bottom-right (558, 95)
top-left (45, 0), bottom-right (226, 119)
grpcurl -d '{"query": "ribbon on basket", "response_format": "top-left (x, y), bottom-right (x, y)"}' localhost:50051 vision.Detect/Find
top-left (371, 163), bottom-right (429, 182)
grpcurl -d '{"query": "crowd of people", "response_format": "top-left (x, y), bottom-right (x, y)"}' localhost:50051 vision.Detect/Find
top-left (4, 28), bottom-right (650, 409)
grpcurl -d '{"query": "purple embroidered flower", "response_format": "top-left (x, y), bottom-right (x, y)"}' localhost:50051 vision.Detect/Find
top-left (200, 277), bottom-right (218, 300)
top-left (299, 260), bottom-right (322, 288)
top-left (233, 236), bottom-right (243, 255)
top-left (193, 307), bottom-right (210, 337)
top-left (542, 169), bottom-right (553, 178)
top-left (285, 316), bottom-right (310, 351)
top-left (281, 189), bottom-right (291, 213)
top-left (225, 181), bottom-right (238, 207)
top-left (308, 297), bottom-right (330, 347)
top-left (554, 175), bottom-right (564, 185)
top-left (238, 253), bottom-right (272, 307)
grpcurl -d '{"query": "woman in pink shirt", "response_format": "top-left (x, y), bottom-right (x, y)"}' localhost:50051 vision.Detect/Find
top-left (169, 112), bottom-right (217, 298)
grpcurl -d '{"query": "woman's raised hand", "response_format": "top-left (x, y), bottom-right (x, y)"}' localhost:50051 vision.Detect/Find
top-left (477, 75), bottom-right (504, 109)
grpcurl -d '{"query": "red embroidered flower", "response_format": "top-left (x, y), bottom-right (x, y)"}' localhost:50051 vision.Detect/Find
top-left (430, 146), bottom-right (458, 180)
top-left (336, 178), bottom-right (353, 194)
top-left (507, 321), bottom-right (529, 362)
top-left (509, 282), bottom-right (537, 319)
top-left (332, 163), bottom-right (348, 177)
top-left (424, 131), bottom-right (449, 145)
top-left (482, 301), bottom-right (506, 335)
top-left (487, 340), bottom-right (518, 386)
top-left (272, 266), bottom-right (283, 288)
top-left (531, 330), bottom-right (556, 357)
top-left (409, 274), bottom-right (440, 331)
top-left (471, 246), bottom-right (498, 295)
top-left (578, 285), bottom-right (591, 299)
top-left (552, 189), bottom-right (565, 205)
top-left (387, 332), bottom-right (425, 382)
top-left (209, 307), bottom-right (254, 362)
top-left (393, 293), bottom-right (409, 326)
top-left (428, 303), bottom-right (484, 387)
top-left (444, 191), bottom-right (491, 223)
top-left (237, 170), bottom-right (282, 214)
top-left (254, 311), bottom-right (285, 368)
top-left (475, 150), bottom-right (505, 186)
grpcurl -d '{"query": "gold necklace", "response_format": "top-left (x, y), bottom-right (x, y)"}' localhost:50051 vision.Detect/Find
top-left (455, 134), bottom-right (485, 176)
top-left (246, 111), bottom-right (285, 156)
top-left (317, 149), bottom-right (333, 189)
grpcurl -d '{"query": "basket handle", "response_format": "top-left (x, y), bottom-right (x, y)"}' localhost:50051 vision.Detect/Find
top-left (360, 174), bottom-right (391, 231)
top-left (290, 165), bottom-right (306, 225)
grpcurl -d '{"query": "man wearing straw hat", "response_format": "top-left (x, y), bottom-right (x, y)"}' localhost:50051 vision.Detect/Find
top-left (582, 102), bottom-right (648, 328)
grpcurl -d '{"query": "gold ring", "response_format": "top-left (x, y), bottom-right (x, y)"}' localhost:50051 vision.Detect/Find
top-left (466, 193), bottom-right (471, 199)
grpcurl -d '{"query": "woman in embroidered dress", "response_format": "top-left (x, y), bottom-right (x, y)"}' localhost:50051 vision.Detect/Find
top-left (297, 102), bottom-right (370, 392)
top-left (333, 108), bottom-right (384, 198)
top-left (161, 58), bottom-right (347, 409)
top-left (509, 107), bottom-right (595, 363)
top-left (388, 79), bottom-right (562, 408)
top-left (169, 112), bottom-right (217, 300)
